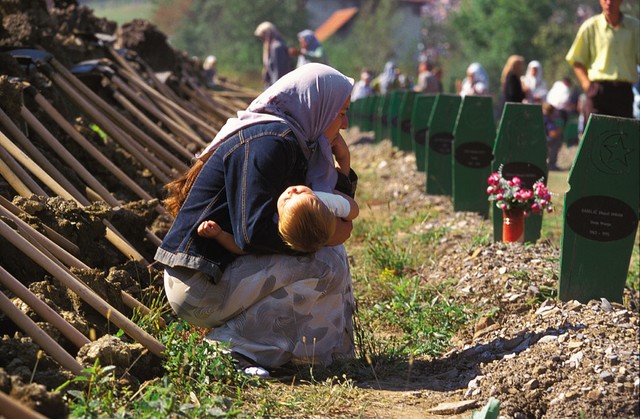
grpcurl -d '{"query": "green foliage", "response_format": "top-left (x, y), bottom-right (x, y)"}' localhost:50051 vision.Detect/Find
top-left (57, 361), bottom-right (130, 417)
top-left (445, 0), bottom-right (564, 94)
top-left (364, 275), bottom-right (469, 357)
top-left (166, 0), bottom-right (308, 79)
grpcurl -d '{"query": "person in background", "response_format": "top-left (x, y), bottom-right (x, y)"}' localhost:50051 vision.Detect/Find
top-left (542, 102), bottom-right (563, 171)
top-left (546, 77), bottom-right (575, 125)
top-left (351, 69), bottom-right (375, 100)
top-left (433, 66), bottom-right (444, 93)
top-left (372, 61), bottom-right (402, 94)
top-left (459, 62), bottom-right (490, 96)
top-left (414, 60), bottom-right (440, 94)
top-left (633, 65), bottom-right (640, 119)
top-left (254, 21), bottom-right (292, 88)
top-left (202, 55), bottom-right (217, 88)
top-left (500, 55), bottom-right (526, 104)
top-left (155, 63), bottom-right (356, 378)
top-left (522, 60), bottom-right (548, 104)
top-left (565, 0), bottom-right (639, 120)
top-left (290, 29), bottom-right (327, 67)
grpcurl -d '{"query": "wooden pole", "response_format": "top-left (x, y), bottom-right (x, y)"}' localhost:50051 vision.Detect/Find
top-left (0, 126), bottom-right (149, 264)
top-left (119, 70), bottom-right (219, 141)
top-left (0, 195), bottom-right (80, 256)
top-left (0, 218), bottom-right (166, 358)
top-left (20, 106), bottom-right (122, 207)
top-left (110, 88), bottom-right (194, 160)
top-left (0, 391), bottom-right (48, 419)
top-left (0, 126), bottom-right (79, 202)
top-left (0, 145), bottom-right (46, 196)
top-left (44, 68), bottom-right (173, 183)
top-left (0, 266), bottom-right (90, 349)
top-left (0, 201), bottom-right (162, 327)
top-left (29, 88), bottom-right (165, 213)
top-left (108, 76), bottom-right (201, 156)
top-left (20, 105), bottom-right (165, 249)
top-left (0, 290), bottom-right (86, 375)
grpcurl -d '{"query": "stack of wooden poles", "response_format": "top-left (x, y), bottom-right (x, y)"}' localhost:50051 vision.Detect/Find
top-left (0, 42), bottom-right (259, 389)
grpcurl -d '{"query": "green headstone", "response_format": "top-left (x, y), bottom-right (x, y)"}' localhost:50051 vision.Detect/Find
top-left (374, 93), bottom-right (391, 142)
top-left (398, 91), bottom-right (418, 152)
top-left (410, 94), bottom-right (437, 172)
top-left (492, 103), bottom-right (548, 242)
top-left (452, 96), bottom-right (496, 217)
top-left (426, 94), bottom-right (461, 195)
top-left (558, 115), bottom-right (639, 303)
top-left (388, 91), bottom-right (404, 147)
top-left (348, 98), bottom-right (360, 128)
top-left (362, 95), bottom-right (377, 132)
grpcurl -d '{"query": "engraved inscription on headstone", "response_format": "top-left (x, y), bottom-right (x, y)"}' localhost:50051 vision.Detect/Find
top-left (429, 132), bottom-right (453, 155)
top-left (454, 142), bottom-right (493, 168)
top-left (565, 196), bottom-right (638, 242)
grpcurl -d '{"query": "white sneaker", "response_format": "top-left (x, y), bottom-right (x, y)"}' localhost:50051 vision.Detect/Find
top-left (241, 366), bottom-right (270, 378)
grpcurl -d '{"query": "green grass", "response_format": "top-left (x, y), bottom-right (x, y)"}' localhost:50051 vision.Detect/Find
top-left (86, 1), bottom-right (156, 25)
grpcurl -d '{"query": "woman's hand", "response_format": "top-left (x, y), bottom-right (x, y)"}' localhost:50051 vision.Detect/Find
top-left (330, 133), bottom-right (350, 175)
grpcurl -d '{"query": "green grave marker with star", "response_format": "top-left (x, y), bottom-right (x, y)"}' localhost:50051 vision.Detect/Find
top-left (559, 114), bottom-right (639, 303)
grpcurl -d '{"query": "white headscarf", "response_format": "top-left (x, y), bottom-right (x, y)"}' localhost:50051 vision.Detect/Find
top-left (200, 63), bottom-right (354, 192)
top-left (522, 60), bottom-right (548, 101)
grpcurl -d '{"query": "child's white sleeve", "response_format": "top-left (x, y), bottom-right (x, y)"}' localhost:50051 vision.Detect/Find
top-left (313, 191), bottom-right (351, 218)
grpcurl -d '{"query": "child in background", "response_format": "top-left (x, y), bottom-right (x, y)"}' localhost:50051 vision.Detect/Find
top-left (198, 185), bottom-right (358, 253)
top-left (542, 102), bottom-right (563, 171)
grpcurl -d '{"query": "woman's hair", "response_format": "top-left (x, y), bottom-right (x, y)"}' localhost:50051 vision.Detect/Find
top-left (163, 149), bottom-right (215, 217)
top-left (278, 194), bottom-right (336, 253)
top-left (501, 55), bottom-right (525, 88)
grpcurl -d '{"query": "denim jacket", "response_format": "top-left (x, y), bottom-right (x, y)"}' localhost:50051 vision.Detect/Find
top-left (155, 122), bottom-right (307, 282)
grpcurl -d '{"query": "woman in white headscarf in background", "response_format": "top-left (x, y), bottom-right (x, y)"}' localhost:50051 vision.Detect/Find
top-left (522, 60), bottom-right (548, 103)
top-left (459, 62), bottom-right (490, 96)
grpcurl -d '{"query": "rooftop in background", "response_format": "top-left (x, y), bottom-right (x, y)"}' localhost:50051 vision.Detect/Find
top-left (314, 7), bottom-right (359, 43)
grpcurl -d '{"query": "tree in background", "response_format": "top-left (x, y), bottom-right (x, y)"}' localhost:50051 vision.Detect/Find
top-left (444, 0), bottom-right (560, 97)
top-left (154, 0), bottom-right (308, 86)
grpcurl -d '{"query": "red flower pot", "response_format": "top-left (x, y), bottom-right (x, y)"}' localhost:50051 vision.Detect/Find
top-left (502, 207), bottom-right (525, 243)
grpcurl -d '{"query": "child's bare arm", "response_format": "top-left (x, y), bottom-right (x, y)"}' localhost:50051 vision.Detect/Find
top-left (314, 190), bottom-right (359, 221)
top-left (197, 220), bottom-right (246, 255)
top-left (334, 190), bottom-right (359, 221)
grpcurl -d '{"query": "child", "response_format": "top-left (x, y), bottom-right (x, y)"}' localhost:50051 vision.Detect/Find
top-left (198, 185), bottom-right (358, 253)
top-left (542, 102), bottom-right (563, 171)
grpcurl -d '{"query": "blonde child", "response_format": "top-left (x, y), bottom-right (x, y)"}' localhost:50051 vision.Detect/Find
top-left (198, 185), bottom-right (358, 253)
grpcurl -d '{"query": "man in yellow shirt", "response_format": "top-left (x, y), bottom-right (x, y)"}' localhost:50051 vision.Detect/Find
top-left (566, 0), bottom-right (639, 119)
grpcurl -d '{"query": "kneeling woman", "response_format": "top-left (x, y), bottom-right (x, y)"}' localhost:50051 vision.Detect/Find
top-left (155, 63), bottom-right (356, 376)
